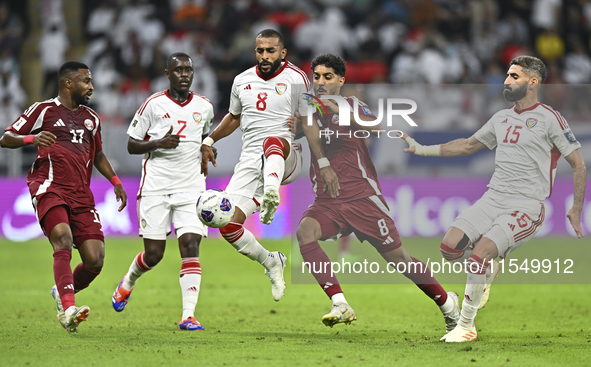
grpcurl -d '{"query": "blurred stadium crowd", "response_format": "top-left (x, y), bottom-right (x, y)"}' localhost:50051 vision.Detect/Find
top-left (2, 0), bottom-right (591, 126)
top-left (0, 0), bottom-right (590, 177)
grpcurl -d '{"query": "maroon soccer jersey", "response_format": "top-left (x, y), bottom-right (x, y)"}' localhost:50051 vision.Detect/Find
top-left (310, 96), bottom-right (380, 201)
top-left (6, 98), bottom-right (103, 209)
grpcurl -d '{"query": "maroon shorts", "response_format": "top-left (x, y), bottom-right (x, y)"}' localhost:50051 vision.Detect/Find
top-left (301, 195), bottom-right (402, 253)
top-left (36, 193), bottom-right (104, 247)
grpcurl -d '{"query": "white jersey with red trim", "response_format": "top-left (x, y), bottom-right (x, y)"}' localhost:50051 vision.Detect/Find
top-left (228, 60), bottom-right (311, 157)
top-left (127, 90), bottom-right (214, 196)
top-left (474, 103), bottom-right (581, 201)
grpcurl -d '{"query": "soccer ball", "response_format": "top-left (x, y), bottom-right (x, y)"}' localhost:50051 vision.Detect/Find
top-left (196, 189), bottom-right (235, 228)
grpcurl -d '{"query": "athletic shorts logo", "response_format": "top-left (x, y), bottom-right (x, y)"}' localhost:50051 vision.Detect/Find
top-left (84, 119), bottom-right (94, 130)
top-left (525, 118), bottom-right (537, 129)
top-left (193, 112), bottom-right (202, 123)
top-left (275, 83), bottom-right (287, 95)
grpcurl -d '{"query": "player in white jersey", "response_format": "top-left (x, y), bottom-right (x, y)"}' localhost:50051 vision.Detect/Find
top-left (401, 56), bottom-right (586, 342)
top-left (201, 29), bottom-right (310, 301)
top-left (112, 53), bottom-right (214, 331)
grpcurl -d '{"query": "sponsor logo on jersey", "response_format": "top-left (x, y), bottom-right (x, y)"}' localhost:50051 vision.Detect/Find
top-left (54, 119), bottom-right (66, 127)
top-left (244, 84), bottom-right (251, 90)
top-left (13, 116), bottom-right (27, 130)
top-left (84, 119), bottom-right (94, 130)
top-left (501, 118), bottom-right (508, 124)
top-left (193, 112), bottom-right (202, 123)
top-left (162, 113), bottom-right (171, 119)
top-left (564, 130), bottom-right (578, 144)
top-left (141, 219), bottom-right (146, 229)
top-left (132, 119), bottom-right (138, 127)
top-left (275, 83), bottom-right (287, 95)
top-left (360, 106), bottom-right (372, 115)
top-left (525, 117), bottom-right (537, 129)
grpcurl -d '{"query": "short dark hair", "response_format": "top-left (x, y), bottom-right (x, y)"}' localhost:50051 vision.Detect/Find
top-left (311, 53), bottom-right (347, 77)
top-left (510, 56), bottom-right (546, 84)
top-left (256, 29), bottom-right (285, 48)
top-left (166, 52), bottom-right (192, 69)
top-left (58, 61), bottom-right (89, 79)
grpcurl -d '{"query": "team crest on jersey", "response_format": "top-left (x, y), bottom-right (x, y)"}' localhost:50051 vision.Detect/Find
top-left (275, 83), bottom-right (287, 95)
top-left (331, 115), bottom-right (339, 125)
top-left (525, 118), bottom-right (538, 129)
top-left (193, 112), bottom-right (202, 123)
top-left (141, 219), bottom-right (146, 229)
top-left (564, 130), bottom-right (578, 144)
top-left (84, 119), bottom-right (94, 131)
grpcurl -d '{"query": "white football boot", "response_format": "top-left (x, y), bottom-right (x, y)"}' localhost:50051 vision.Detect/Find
top-left (260, 187), bottom-right (280, 225)
top-left (322, 303), bottom-right (357, 327)
top-left (50, 285), bottom-right (67, 330)
top-left (64, 305), bottom-right (90, 334)
top-left (264, 252), bottom-right (287, 301)
top-left (442, 292), bottom-right (461, 333)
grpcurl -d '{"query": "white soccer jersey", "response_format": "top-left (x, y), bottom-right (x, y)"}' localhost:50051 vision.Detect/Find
top-left (475, 103), bottom-right (581, 201)
top-left (228, 60), bottom-right (311, 157)
top-left (127, 90), bottom-right (214, 196)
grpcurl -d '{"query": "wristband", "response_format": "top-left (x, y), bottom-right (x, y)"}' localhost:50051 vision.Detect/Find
top-left (403, 136), bottom-right (441, 157)
top-left (23, 135), bottom-right (35, 145)
top-left (110, 176), bottom-right (122, 186)
top-left (202, 137), bottom-right (214, 146)
top-left (317, 157), bottom-right (330, 168)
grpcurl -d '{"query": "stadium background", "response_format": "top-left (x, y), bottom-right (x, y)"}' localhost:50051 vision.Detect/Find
top-left (0, 0), bottom-right (590, 241)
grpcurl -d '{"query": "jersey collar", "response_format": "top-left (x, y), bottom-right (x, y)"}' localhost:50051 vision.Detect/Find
top-left (512, 102), bottom-right (541, 114)
top-left (165, 89), bottom-right (194, 107)
top-left (255, 60), bottom-right (289, 81)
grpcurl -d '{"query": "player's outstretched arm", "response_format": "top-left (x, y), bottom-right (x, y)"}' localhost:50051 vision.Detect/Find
top-left (94, 150), bottom-right (127, 212)
top-left (399, 131), bottom-right (486, 157)
top-left (564, 149), bottom-right (586, 238)
top-left (301, 114), bottom-right (340, 198)
top-left (127, 126), bottom-right (179, 154)
top-left (200, 112), bottom-right (240, 176)
top-left (0, 130), bottom-right (56, 149)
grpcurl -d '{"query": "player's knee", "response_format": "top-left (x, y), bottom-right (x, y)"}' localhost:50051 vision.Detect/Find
top-left (144, 250), bottom-right (164, 267)
top-left (50, 231), bottom-right (74, 251)
top-left (440, 242), bottom-right (466, 262)
top-left (84, 257), bottom-right (104, 273)
top-left (263, 136), bottom-right (287, 158)
top-left (296, 223), bottom-right (319, 245)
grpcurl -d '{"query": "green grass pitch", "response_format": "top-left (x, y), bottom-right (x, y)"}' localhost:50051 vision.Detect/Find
top-left (1, 237), bottom-right (590, 366)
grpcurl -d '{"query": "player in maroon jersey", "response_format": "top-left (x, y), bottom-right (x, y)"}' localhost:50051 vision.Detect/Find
top-left (0, 61), bottom-right (127, 333)
top-left (295, 54), bottom-right (460, 331)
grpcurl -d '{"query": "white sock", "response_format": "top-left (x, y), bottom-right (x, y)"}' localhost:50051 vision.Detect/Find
top-left (331, 293), bottom-right (347, 305)
top-left (180, 274), bottom-right (201, 320)
top-left (180, 257), bottom-right (202, 320)
top-left (263, 154), bottom-right (285, 191)
top-left (439, 294), bottom-right (454, 314)
top-left (123, 252), bottom-right (152, 290)
top-left (459, 272), bottom-right (486, 328)
top-left (226, 226), bottom-right (270, 265)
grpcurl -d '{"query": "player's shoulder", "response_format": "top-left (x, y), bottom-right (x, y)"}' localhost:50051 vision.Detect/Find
top-left (233, 66), bottom-right (258, 84)
top-left (80, 105), bottom-right (100, 119)
top-left (137, 90), bottom-right (168, 115)
top-left (284, 60), bottom-right (311, 84)
top-left (23, 98), bottom-right (59, 116)
top-left (344, 95), bottom-right (369, 106)
top-left (190, 91), bottom-right (214, 109)
top-left (538, 103), bottom-right (569, 130)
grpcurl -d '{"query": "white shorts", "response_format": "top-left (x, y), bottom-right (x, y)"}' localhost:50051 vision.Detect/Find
top-left (137, 192), bottom-right (207, 240)
top-left (452, 190), bottom-right (545, 258)
top-left (226, 142), bottom-right (302, 218)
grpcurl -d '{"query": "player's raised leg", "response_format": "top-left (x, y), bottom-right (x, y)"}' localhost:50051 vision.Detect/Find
top-left (112, 241), bottom-right (160, 311)
top-left (220, 204), bottom-right (286, 301)
top-left (177, 233), bottom-right (204, 330)
top-left (260, 137), bottom-right (290, 225)
top-left (297, 217), bottom-right (356, 327)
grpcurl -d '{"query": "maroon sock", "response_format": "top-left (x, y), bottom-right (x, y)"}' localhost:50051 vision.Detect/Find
top-left (300, 241), bottom-right (342, 299)
top-left (401, 257), bottom-right (448, 306)
top-left (73, 263), bottom-right (100, 293)
top-left (53, 249), bottom-right (75, 309)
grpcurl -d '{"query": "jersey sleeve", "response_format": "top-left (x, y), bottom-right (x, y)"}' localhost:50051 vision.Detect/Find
top-left (203, 104), bottom-right (214, 136)
top-left (5, 103), bottom-right (50, 135)
top-left (547, 111), bottom-right (581, 156)
top-left (474, 112), bottom-right (500, 150)
top-left (347, 97), bottom-right (377, 118)
top-left (228, 78), bottom-right (242, 115)
top-left (127, 101), bottom-right (153, 140)
top-left (294, 76), bottom-right (312, 116)
top-left (94, 122), bottom-right (103, 153)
